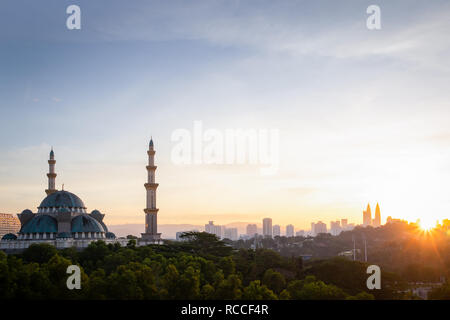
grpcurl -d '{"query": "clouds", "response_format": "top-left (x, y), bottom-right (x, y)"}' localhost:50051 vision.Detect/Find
top-left (1, 1), bottom-right (450, 227)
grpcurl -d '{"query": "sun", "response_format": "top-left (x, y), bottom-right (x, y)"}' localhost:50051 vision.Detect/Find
top-left (418, 218), bottom-right (437, 232)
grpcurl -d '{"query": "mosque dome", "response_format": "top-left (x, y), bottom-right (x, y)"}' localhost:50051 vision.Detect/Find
top-left (20, 215), bottom-right (57, 234)
top-left (71, 215), bottom-right (106, 233)
top-left (105, 232), bottom-right (116, 239)
top-left (2, 233), bottom-right (17, 240)
top-left (39, 190), bottom-right (86, 209)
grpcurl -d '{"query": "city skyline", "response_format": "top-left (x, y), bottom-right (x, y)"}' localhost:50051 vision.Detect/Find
top-left (1, 1), bottom-right (450, 230)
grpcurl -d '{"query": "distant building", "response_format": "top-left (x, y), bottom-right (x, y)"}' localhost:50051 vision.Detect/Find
top-left (223, 227), bottom-right (238, 241)
top-left (273, 225), bottom-right (281, 237)
top-left (205, 221), bottom-right (223, 239)
top-left (176, 229), bottom-right (199, 241)
top-left (373, 203), bottom-right (381, 227)
top-left (0, 213), bottom-right (21, 239)
top-left (296, 230), bottom-right (305, 237)
top-left (363, 204), bottom-right (372, 226)
top-left (311, 222), bottom-right (316, 236)
top-left (286, 224), bottom-right (294, 237)
top-left (263, 218), bottom-right (272, 237)
top-left (341, 219), bottom-right (348, 229)
top-left (246, 224), bottom-right (257, 237)
top-left (313, 221), bottom-right (327, 235)
top-left (330, 220), bottom-right (342, 236)
top-left (346, 223), bottom-right (356, 230)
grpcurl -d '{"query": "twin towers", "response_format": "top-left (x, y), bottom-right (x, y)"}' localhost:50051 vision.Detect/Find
top-left (363, 203), bottom-right (381, 227)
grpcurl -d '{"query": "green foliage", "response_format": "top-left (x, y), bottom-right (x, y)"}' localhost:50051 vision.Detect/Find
top-left (242, 280), bottom-right (277, 300)
top-left (429, 282), bottom-right (450, 300)
top-left (262, 269), bottom-right (286, 294)
top-left (0, 235), bottom-right (414, 300)
top-left (346, 292), bottom-right (375, 300)
top-left (286, 275), bottom-right (348, 300)
top-left (22, 243), bottom-right (58, 264)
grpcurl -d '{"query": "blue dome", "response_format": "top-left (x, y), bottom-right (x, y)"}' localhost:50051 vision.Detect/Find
top-left (57, 232), bottom-right (72, 238)
top-left (20, 215), bottom-right (57, 234)
top-left (21, 209), bottom-right (33, 215)
top-left (105, 232), bottom-right (116, 239)
top-left (39, 190), bottom-right (86, 209)
top-left (71, 215), bottom-right (106, 233)
top-left (2, 233), bottom-right (17, 240)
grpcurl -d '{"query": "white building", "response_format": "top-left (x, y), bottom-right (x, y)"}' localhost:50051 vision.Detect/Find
top-left (262, 218), bottom-right (272, 237)
top-left (246, 224), bottom-right (257, 237)
top-left (224, 227), bottom-right (238, 241)
top-left (296, 230), bottom-right (305, 237)
top-left (205, 221), bottom-right (223, 239)
top-left (273, 225), bottom-right (281, 237)
top-left (286, 224), bottom-right (294, 237)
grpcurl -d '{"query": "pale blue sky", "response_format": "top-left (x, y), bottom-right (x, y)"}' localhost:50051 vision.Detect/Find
top-left (1, 1), bottom-right (450, 229)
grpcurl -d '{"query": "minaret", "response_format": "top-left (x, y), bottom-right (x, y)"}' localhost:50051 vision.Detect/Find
top-left (45, 148), bottom-right (57, 195)
top-left (142, 138), bottom-right (161, 241)
top-left (373, 203), bottom-right (381, 227)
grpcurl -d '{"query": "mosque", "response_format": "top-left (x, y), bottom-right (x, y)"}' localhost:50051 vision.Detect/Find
top-left (0, 138), bottom-right (161, 251)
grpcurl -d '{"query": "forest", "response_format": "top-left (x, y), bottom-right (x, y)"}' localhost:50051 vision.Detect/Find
top-left (1, 227), bottom-right (450, 300)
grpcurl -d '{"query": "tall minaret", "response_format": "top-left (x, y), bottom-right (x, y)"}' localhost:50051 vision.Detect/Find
top-left (45, 148), bottom-right (57, 195)
top-left (142, 138), bottom-right (161, 241)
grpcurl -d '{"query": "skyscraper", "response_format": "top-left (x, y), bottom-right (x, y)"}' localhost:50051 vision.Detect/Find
top-left (363, 204), bottom-right (372, 226)
top-left (246, 224), bottom-right (257, 237)
top-left (286, 224), bottom-right (294, 237)
top-left (373, 203), bottom-right (381, 227)
top-left (224, 227), bottom-right (238, 241)
top-left (341, 219), bottom-right (348, 229)
top-left (273, 224), bottom-right (281, 237)
top-left (205, 221), bottom-right (223, 239)
top-left (263, 218), bottom-right (272, 237)
top-left (330, 221), bottom-right (342, 236)
top-left (313, 221), bottom-right (327, 235)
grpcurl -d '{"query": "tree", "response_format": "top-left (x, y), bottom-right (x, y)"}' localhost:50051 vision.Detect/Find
top-left (22, 243), bottom-right (58, 264)
top-left (346, 292), bottom-right (375, 300)
top-left (429, 283), bottom-right (450, 300)
top-left (214, 274), bottom-right (243, 299)
top-left (242, 280), bottom-right (277, 300)
top-left (262, 269), bottom-right (286, 294)
top-left (180, 232), bottom-right (232, 258)
top-left (286, 276), bottom-right (348, 300)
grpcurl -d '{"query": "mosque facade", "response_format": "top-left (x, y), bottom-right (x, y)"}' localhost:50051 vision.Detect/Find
top-left (0, 138), bottom-right (161, 251)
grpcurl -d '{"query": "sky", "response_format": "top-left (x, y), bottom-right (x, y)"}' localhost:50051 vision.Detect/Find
top-left (1, 0), bottom-right (450, 231)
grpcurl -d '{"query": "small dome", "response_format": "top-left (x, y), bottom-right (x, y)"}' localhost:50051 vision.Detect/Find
top-left (91, 210), bottom-right (101, 215)
top-left (56, 232), bottom-right (72, 238)
top-left (71, 215), bottom-right (106, 233)
top-left (21, 209), bottom-right (33, 215)
top-left (20, 215), bottom-right (57, 234)
top-left (2, 233), bottom-right (17, 240)
top-left (39, 190), bottom-right (86, 209)
top-left (105, 232), bottom-right (116, 239)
